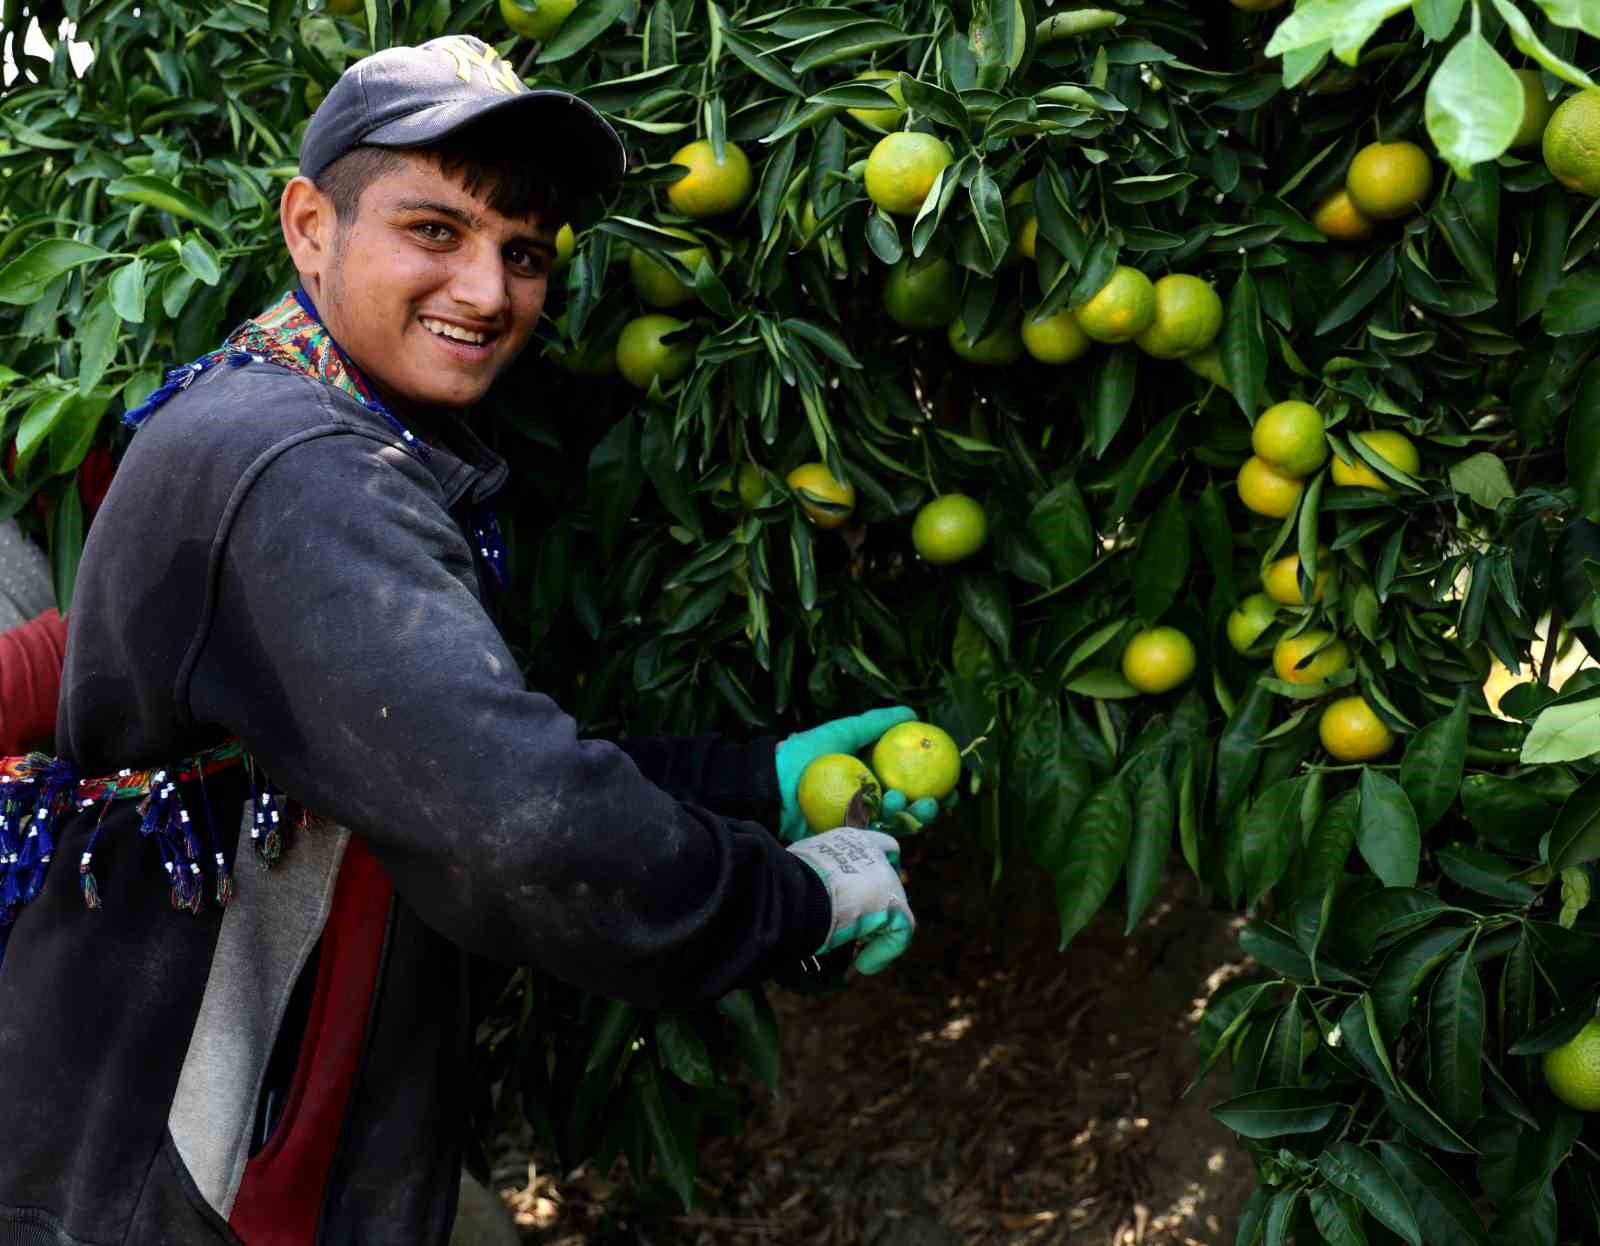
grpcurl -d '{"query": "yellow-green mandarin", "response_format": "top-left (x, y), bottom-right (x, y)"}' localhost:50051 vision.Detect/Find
top-left (1345, 141), bottom-right (1433, 220)
top-left (1133, 274), bottom-right (1223, 359)
top-left (1237, 455), bottom-right (1303, 518)
top-left (864, 132), bottom-right (954, 216)
top-left (1319, 696), bottom-right (1395, 761)
top-left (666, 140), bottom-right (754, 217)
top-left (1543, 90), bottom-right (1600, 196)
top-left (1226, 594), bottom-right (1278, 653)
top-left (1544, 1020), bottom-right (1600, 1111)
top-left (1272, 630), bottom-right (1350, 685)
top-left (628, 228), bottom-right (707, 309)
top-left (882, 258), bottom-right (963, 330)
top-left (1252, 401), bottom-right (1328, 478)
top-left (1020, 308), bottom-right (1091, 364)
top-left (1511, 68), bottom-right (1554, 150)
top-left (947, 313), bottom-right (1025, 366)
top-left (911, 494), bottom-right (988, 564)
top-left (1121, 627), bottom-right (1197, 694)
top-left (1074, 266), bottom-right (1157, 343)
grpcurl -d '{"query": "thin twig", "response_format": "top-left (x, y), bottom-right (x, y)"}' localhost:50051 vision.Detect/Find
top-left (1539, 609), bottom-right (1564, 686)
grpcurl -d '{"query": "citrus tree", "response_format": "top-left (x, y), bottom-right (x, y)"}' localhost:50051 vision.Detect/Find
top-left (4, 0), bottom-right (1600, 1234)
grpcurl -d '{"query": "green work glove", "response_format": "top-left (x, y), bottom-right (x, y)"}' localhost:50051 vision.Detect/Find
top-left (775, 706), bottom-right (914, 842)
top-left (787, 828), bottom-right (915, 975)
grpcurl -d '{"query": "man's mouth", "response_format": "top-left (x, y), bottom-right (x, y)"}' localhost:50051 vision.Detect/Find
top-left (420, 316), bottom-right (495, 347)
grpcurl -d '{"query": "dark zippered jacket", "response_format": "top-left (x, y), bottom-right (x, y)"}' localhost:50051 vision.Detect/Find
top-left (0, 357), bottom-right (829, 1245)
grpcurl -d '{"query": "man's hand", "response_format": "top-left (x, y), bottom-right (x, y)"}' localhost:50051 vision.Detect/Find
top-left (787, 828), bottom-right (914, 975)
top-left (776, 706), bottom-right (958, 841)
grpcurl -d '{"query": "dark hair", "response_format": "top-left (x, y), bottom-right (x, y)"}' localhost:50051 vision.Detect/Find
top-left (313, 116), bottom-right (566, 231)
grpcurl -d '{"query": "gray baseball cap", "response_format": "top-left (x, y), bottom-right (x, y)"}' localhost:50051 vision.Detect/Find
top-left (299, 35), bottom-right (625, 194)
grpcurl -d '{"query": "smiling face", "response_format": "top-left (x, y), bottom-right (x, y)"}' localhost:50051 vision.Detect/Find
top-left (281, 148), bottom-right (558, 419)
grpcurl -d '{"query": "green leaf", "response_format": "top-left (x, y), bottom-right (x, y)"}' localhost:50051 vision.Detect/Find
top-left (49, 394), bottom-right (109, 479)
top-left (538, 0), bottom-right (630, 61)
top-left (1216, 680), bottom-right (1274, 816)
top-left (1221, 268), bottom-right (1265, 420)
top-left (1414, 0), bottom-right (1465, 37)
top-left (716, 988), bottom-right (779, 1089)
top-left (1264, 0), bottom-right (1415, 65)
top-left (1434, 844), bottom-right (1539, 903)
top-left (0, 240), bottom-right (108, 306)
top-left (1056, 774), bottom-right (1132, 949)
top-left (14, 390), bottom-right (72, 476)
top-left (1357, 767), bottom-right (1421, 888)
top-left (1424, 32), bottom-right (1522, 178)
top-left (1492, 0), bottom-right (1596, 88)
top-left (106, 175), bottom-right (223, 232)
top-left (1316, 248), bottom-right (1397, 335)
top-left (1308, 1188), bottom-right (1370, 1246)
top-left (1133, 492), bottom-right (1190, 623)
top-left (1570, 360), bottom-right (1600, 521)
top-left (1372, 924), bottom-right (1472, 1043)
top-left (1124, 754), bottom-right (1174, 933)
top-left (1028, 479), bottom-right (1095, 584)
top-left (179, 236), bottom-right (222, 287)
top-left (1518, 184), bottom-right (1571, 325)
top-left (1088, 346), bottom-right (1137, 457)
top-left (1427, 949), bottom-right (1485, 1133)
top-left (1534, 0), bottom-right (1600, 39)
top-left (1009, 694), bottom-right (1094, 873)
top-left (957, 572), bottom-right (1013, 663)
top-left (51, 485), bottom-right (85, 612)
top-left (791, 20), bottom-right (913, 72)
top-left (1449, 452), bottom-right (1515, 510)
top-left (107, 259), bottom-right (148, 324)
top-left (1521, 698), bottom-right (1600, 764)
top-left (1547, 770), bottom-right (1600, 868)
top-left (1375, 1143), bottom-right (1492, 1246)
top-left (1399, 694), bottom-right (1467, 831)
top-left (654, 1011), bottom-right (714, 1088)
top-left (1318, 1143), bottom-right (1422, 1246)
top-left (627, 1057), bottom-right (696, 1211)
top-left (1242, 776), bottom-right (1306, 910)
top-left (1211, 1086), bottom-right (1341, 1138)
top-left (1507, 992), bottom-right (1600, 1055)
top-left (1302, 788), bottom-right (1359, 897)
top-left (1542, 269), bottom-right (1600, 336)
top-left (76, 291), bottom-right (121, 398)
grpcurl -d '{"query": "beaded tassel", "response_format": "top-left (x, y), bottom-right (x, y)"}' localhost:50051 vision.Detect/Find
top-left (248, 761), bottom-right (283, 867)
top-left (0, 777), bottom-right (25, 912)
top-left (121, 350), bottom-right (253, 430)
top-left (138, 770), bottom-right (203, 913)
top-left (18, 756), bottom-right (77, 903)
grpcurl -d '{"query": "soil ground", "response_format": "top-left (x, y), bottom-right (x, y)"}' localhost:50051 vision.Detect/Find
top-left (491, 834), bottom-right (1259, 1245)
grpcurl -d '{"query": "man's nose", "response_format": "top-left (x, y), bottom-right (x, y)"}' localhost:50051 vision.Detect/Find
top-left (449, 241), bottom-right (511, 319)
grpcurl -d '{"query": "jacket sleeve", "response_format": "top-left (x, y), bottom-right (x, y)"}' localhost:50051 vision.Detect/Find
top-left (610, 734), bottom-right (781, 833)
top-left (185, 432), bottom-right (829, 1006)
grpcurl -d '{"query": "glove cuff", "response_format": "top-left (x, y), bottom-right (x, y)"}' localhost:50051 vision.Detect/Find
top-left (788, 853), bottom-right (835, 959)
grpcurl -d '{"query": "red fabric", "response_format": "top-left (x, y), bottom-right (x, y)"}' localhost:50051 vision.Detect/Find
top-left (0, 609), bottom-right (67, 754)
top-left (228, 837), bottom-right (394, 1243)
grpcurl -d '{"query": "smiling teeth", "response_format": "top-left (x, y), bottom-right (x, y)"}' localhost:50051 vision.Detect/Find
top-left (421, 317), bottom-right (488, 345)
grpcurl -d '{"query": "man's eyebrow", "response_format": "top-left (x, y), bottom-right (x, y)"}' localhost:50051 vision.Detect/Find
top-left (391, 198), bottom-right (555, 251)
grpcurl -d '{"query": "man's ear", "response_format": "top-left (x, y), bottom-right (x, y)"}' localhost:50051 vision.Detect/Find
top-left (281, 176), bottom-right (336, 285)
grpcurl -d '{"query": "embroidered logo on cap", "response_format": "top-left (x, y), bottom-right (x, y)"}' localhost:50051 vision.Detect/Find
top-left (434, 36), bottom-right (522, 95)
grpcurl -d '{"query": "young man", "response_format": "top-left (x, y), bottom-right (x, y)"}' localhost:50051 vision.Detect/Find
top-left (0, 35), bottom-right (922, 1245)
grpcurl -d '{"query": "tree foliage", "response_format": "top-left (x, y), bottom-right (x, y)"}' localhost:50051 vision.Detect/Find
top-left (4, 0), bottom-right (1600, 1231)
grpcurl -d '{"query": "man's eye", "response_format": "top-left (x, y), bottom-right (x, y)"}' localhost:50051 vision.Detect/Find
top-left (508, 247), bottom-right (550, 274)
top-left (415, 222), bottom-right (453, 241)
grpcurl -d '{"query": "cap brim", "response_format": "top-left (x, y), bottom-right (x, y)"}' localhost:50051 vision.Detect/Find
top-left (362, 90), bottom-right (625, 195)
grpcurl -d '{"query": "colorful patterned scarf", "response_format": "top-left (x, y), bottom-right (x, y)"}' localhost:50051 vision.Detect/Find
top-left (125, 287), bottom-right (508, 587)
